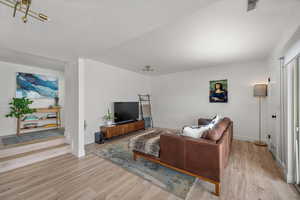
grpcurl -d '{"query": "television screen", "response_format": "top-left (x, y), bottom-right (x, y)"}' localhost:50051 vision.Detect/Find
top-left (114, 102), bottom-right (139, 123)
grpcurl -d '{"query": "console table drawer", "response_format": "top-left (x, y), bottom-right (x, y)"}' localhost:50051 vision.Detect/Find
top-left (134, 121), bottom-right (145, 130)
top-left (100, 120), bottom-right (145, 139)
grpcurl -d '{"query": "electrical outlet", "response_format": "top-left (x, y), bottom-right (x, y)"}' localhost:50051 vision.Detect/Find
top-left (271, 144), bottom-right (276, 153)
top-left (84, 120), bottom-right (87, 130)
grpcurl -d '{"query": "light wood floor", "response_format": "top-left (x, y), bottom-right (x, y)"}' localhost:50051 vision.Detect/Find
top-left (0, 138), bottom-right (299, 200)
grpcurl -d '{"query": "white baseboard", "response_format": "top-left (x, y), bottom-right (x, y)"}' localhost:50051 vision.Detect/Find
top-left (269, 151), bottom-right (291, 183)
top-left (286, 173), bottom-right (293, 183)
top-left (233, 135), bottom-right (257, 142)
top-left (275, 156), bottom-right (286, 179)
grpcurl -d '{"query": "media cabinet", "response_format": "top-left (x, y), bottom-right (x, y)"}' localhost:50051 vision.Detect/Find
top-left (100, 120), bottom-right (145, 139)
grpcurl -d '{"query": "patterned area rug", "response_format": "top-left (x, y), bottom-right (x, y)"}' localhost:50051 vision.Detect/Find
top-left (94, 138), bottom-right (196, 199)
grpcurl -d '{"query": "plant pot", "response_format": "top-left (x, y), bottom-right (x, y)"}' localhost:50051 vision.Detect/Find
top-left (17, 118), bottom-right (21, 136)
top-left (106, 121), bottom-right (113, 126)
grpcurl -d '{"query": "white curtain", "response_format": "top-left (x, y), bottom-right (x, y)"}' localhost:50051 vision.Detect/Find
top-left (281, 56), bottom-right (300, 184)
top-left (280, 58), bottom-right (287, 168)
top-left (296, 57), bottom-right (300, 184)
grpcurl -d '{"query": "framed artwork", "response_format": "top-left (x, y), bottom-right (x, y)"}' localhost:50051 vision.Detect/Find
top-left (209, 79), bottom-right (228, 103)
top-left (16, 72), bottom-right (59, 99)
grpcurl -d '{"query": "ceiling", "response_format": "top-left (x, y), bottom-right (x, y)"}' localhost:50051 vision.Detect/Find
top-left (0, 0), bottom-right (300, 74)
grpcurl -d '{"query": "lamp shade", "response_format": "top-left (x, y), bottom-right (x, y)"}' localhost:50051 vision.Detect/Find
top-left (254, 84), bottom-right (268, 97)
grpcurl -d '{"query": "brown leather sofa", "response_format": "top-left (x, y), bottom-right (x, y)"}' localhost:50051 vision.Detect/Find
top-left (133, 117), bottom-right (233, 196)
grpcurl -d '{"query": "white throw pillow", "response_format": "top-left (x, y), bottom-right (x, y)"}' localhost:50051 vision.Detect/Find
top-left (182, 125), bottom-right (210, 139)
top-left (208, 115), bottom-right (221, 129)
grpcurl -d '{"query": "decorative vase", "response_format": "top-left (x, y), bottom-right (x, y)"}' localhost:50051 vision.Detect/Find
top-left (106, 120), bottom-right (113, 126)
top-left (54, 97), bottom-right (59, 107)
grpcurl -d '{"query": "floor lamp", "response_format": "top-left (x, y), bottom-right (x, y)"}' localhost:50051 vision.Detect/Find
top-left (254, 84), bottom-right (268, 147)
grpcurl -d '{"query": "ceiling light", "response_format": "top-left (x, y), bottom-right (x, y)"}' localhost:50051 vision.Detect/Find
top-left (0, 0), bottom-right (49, 23)
top-left (247, 0), bottom-right (259, 12)
top-left (142, 66), bottom-right (154, 72)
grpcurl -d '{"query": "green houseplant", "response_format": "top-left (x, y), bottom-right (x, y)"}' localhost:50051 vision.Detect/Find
top-left (6, 97), bottom-right (36, 135)
top-left (103, 109), bottom-right (115, 126)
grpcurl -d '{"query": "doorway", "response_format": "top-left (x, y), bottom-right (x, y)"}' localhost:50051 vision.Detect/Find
top-left (283, 55), bottom-right (300, 188)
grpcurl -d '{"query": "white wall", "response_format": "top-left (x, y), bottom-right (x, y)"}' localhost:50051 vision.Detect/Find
top-left (83, 59), bottom-right (151, 144)
top-left (0, 61), bottom-right (64, 137)
top-left (64, 60), bottom-right (85, 157)
top-left (150, 60), bottom-right (268, 142)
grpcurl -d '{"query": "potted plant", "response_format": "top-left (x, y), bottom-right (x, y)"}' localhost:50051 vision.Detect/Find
top-left (103, 109), bottom-right (115, 126)
top-left (5, 97), bottom-right (36, 136)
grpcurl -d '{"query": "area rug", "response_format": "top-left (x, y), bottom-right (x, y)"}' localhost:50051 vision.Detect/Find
top-left (1, 128), bottom-right (64, 146)
top-left (94, 139), bottom-right (196, 199)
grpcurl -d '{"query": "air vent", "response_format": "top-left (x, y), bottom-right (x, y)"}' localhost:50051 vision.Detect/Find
top-left (142, 66), bottom-right (154, 72)
top-left (247, 0), bottom-right (259, 12)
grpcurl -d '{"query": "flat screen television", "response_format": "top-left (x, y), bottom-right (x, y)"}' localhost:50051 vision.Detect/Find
top-left (114, 102), bottom-right (139, 124)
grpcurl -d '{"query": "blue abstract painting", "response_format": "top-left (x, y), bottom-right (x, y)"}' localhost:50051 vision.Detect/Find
top-left (16, 73), bottom-right (58, 98)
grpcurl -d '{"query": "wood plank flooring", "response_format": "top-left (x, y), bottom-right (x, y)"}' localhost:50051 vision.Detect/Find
top-left (0, 138), bottom-right (299, 200)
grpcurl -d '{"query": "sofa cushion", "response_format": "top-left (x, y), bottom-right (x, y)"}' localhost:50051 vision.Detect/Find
top-left (203, 118), bottom-right (230, 141)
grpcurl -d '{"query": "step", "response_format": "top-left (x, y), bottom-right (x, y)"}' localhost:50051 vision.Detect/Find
top-left (0, 144), bottom-right (71, 173)
top-left (0, 136), bottom-right (65, 159)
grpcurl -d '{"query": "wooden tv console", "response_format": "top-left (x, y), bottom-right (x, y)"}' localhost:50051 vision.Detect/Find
top-left (100, 120), bottom-right (145, 139)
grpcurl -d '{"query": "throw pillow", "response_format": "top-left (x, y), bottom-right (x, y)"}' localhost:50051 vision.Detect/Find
top-left (207, 115), bottom-right (221, 129)
top-left (204, 118), bottom-right (229, 141)
top-left (182, 125), bottom-right (210, 139)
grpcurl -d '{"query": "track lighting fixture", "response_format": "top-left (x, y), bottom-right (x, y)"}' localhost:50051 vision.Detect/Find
top-left (0, 0), bottom-right (49, 23)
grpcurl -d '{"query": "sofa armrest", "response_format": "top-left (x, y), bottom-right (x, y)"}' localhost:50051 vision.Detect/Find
top-left (160, 133), bottom-right (223, 182)
top-left (184, 137), bottom-right (222, 182)
top-left (160, 133), bottom-right (185, 169)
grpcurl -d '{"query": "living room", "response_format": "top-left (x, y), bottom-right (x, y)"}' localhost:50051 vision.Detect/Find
top-left (0, 0), bottom-right (300, 199)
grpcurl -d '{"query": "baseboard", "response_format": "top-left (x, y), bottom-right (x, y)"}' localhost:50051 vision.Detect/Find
top-left (270, 151), bottom-right (291, 183)
top-left (85, 136), bottom-right (94, 145)
top-left (233, 135), bottom-right (257, 142)
top-left (275, 156), bottom-right (287, 180)
top-left (286, 173), bottom-right (294, 183)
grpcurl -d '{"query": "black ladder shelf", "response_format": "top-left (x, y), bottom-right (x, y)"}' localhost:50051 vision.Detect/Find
top-left (138, 94), bottom-right (153, 128)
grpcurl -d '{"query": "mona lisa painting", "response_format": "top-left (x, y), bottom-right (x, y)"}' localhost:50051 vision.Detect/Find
top-left (209, 80), bottom-right (228, 103)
